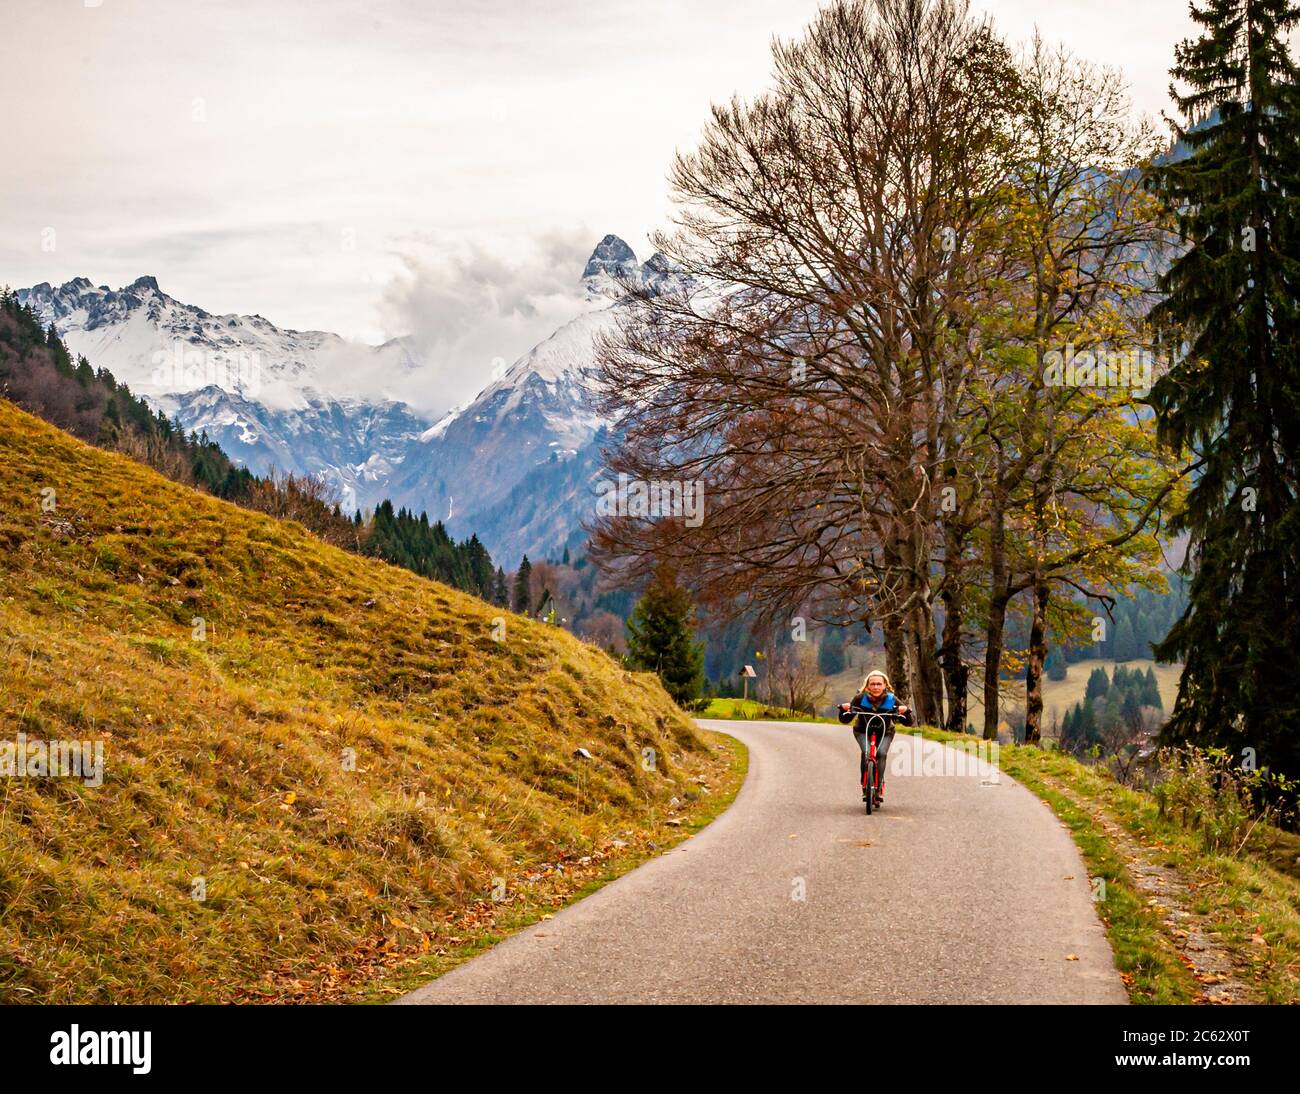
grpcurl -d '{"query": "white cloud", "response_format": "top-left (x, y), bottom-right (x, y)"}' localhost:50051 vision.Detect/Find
top-left (371, 229), bottom-right (608, 414)
top-left (0, 0), bottom-right (1207, 412)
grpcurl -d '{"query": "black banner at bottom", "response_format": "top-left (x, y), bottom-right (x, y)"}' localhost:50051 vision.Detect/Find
top-left (0, 1002), bottom-right (1290, 1080)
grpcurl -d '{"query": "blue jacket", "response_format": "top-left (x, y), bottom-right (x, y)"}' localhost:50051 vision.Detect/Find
top-left (838, 690), bottom-right (913, 727)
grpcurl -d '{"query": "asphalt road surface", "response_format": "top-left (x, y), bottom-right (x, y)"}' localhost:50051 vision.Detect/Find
top-left (396, 720), bottom-right (1127, 1004)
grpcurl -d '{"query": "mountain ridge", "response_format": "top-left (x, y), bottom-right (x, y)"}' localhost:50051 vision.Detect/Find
top-left (15, 233), bottom-right (669, 558)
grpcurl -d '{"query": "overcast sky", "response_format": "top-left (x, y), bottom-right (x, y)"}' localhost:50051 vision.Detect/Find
top-left (1, 0), bottom-right (1201, 409)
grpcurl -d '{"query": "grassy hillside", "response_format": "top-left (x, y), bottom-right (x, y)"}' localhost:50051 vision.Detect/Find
top-left (0, 399), bottom-right (737, 1003)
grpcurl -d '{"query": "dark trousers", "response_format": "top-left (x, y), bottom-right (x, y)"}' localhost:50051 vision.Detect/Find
top-left (853, 727), bottom-right (895, 788)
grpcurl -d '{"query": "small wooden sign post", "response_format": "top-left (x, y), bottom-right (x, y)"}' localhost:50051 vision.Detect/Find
top-left (739, 664), bottom-right (757, 702)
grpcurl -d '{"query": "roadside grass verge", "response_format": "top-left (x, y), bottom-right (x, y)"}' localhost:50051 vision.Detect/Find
top-left (696, 698), bottom-right (836, 723)
top-left (911, 726), bottom-right (1300, 1004)
top-left (367, 729), bottom-right (748, 1002)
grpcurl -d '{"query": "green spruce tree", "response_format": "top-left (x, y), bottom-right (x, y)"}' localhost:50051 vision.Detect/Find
top-left (625, 570), bottom-right (705, 706)
top-left (1113, 616), bottom-right (1138, 662)
top-left (1144, 666), bottom-right (1164, 710)
top-left (1086, 666), bottom-right (1111, 701)
top-left (817, 626), bottom-right (847, 676)
top-left (1147, 0), bottom-right (1300, 775)
top-left (511, 556), bottom-right (532, 614)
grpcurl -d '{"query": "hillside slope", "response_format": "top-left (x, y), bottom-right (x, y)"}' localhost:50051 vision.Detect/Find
top-left (0, 398), bottom-right (729, 1003)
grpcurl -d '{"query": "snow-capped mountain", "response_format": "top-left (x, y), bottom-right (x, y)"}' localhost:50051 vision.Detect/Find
top-left (17, 236), bottom-right (677, 562)
top-left (155, 385), bottom-right (426, 510)
top-left (383, 306), bottom-right (614, 536)
top-left (16, 276), bottom-right (430, 510)
top-left (384, 235), bottom-right (676, 563)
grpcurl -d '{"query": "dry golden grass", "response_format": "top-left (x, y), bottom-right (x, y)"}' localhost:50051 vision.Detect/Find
top-left (0, 399), bottom-right (735, 1003)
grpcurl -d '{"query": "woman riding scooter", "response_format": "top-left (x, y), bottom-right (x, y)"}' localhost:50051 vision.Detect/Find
top-left (838, 670), bottom-right (912, 803)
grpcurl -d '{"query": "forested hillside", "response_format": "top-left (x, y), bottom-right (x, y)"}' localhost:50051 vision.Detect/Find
top-left (0, 289), bottom-right (500, 601)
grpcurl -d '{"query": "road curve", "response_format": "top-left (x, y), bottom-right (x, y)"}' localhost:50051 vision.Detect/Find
top-left (396, 720), bottom-right (1127, 1004)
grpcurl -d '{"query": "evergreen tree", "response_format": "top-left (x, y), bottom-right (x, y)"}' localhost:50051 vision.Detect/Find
top-left (1086, 666), bottom-right (1111, 701)
top-left (492, 567), bottom-right (509, 608)
top-left (1045, 646), bottom-right (1067, 682)
top-left (1134, 608), bottom-right (1154, 656)
top-left (1147, 0), bottom-right (1300, 775)
top-left (625, 570), bottom-right (705, 706)
top-left (1078, 698), bottom-right (1099, 745)
top-left (817, 626), bottom-right (847, 676)
top-left (1122, 688), bottom-right (1143, 728)
top-left (512, 556), bottom-right (533, 614)
top-left (1113, 616), bottom-right (1138, 663)
top-left (359, 504), bottom-right (496, 597)
top-left (465, 534), bottom-right (495, 599)
top-left (1144, 666), bottom-right (1164, 710)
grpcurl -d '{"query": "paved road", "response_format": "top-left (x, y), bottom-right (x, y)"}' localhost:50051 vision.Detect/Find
top-left (396, 720), bottom-right (1127, 1004)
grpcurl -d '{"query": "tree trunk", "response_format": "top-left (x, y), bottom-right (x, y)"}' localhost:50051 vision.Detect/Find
top-left (937, 511), bottom-right (970, 733)
top-left (1023, 576), bottom-right (1049, 745)
top-left (982, 487), bottom-right (1009, 741)
top-left (908, 602), bottom-right (945, 727)
top-left (982, 592), bottom-right (1009, 741)
top-left (884, 614), bottom-right (909, 700)
top-left (896, 517), bottom-right (944, 726)
top-left (940, 588), bottom-right (968, 733)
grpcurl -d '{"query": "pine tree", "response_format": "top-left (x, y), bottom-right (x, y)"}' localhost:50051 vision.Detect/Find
top-left (1062, 705), bottom-right (1076, 743)
top-left (1079, 698), bottom-right (1099, 745)
top-left (625, 570), bottom-right (705, 706)
top-left (1121, 688), bottom-right (1143, 729)
top-left (465, 534), bottom-right (495, 599)
top-left (817, 626), bottom-right (847, 676)
top-left (492, 567), bottom-right (509, 608)
top-left (1113, 616), bottom-right (1138, 662)
top-left (1134, 608), bottom-right (1155, 657)
top-left (1147, 0), bottom-right (1300, 775)
top-left (1144, 666), bottom-right (1164, 710)
top-left (512, 556), bottom-right (532, 614)
top-left (1086, 666), bottom-right (1111, 701)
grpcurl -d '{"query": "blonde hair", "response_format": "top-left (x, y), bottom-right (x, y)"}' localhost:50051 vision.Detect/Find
top-left (860, 670), bottom-right (892, 693)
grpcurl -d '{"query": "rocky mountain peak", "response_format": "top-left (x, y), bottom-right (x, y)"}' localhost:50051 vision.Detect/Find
top-left (581, 234), bottom-right (638, 281)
